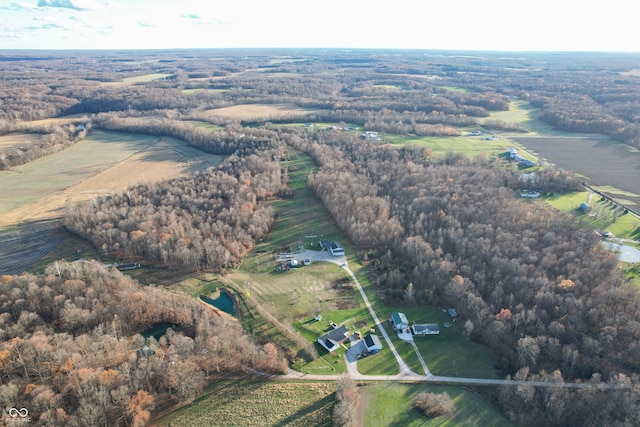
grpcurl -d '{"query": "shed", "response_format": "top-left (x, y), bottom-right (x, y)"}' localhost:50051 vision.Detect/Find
top-left (447, 308), bottom-right (458, 320)
top-left (364, 334), bottom-right (382, 352)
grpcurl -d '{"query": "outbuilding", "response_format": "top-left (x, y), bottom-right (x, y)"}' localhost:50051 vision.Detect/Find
top-left (364, 334), bottom-right (382, 352)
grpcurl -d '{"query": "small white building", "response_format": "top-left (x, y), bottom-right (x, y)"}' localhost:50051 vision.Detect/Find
top-left (412, 323), bottom-right (440, 335)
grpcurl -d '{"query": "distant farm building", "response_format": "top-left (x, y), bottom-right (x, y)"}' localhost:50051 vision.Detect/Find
top-left (579, 202), bottom-right (591, 213)
top-left (317, 325), bottom-right (349, 352)
top-left (390, 311), bottom-right (409, 331)
top-left (362, 131), bottom-right (381, 140)
top-left (520, 191), bottom-right (541, 198)
top-left (364, 334), bottom-right (383, 352)
top-left (319, 240), bottom-right (345, 257)
top-left (508, 148), bottom-right (536, 167)
top-left (412, 323), bottom-right (440, 335)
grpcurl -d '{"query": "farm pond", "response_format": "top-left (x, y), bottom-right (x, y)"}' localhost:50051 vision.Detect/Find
top-left (199, 289), bottom-right (238, 317)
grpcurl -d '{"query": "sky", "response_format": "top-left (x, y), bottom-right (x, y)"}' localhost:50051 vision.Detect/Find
top-left (0, 0), bottom-right (638, 52)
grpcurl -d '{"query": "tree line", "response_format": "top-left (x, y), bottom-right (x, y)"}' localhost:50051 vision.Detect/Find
top-left (0, 261), bottom-right (287, 426)
top-left (0, 122), bottom-right (89, 170)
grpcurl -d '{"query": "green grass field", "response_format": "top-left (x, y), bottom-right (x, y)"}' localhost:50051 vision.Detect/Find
top-left (0, 130), bottom-right (158, 215)
top-left (362, 382), bottom-right (514, 426)
top-left (371, 306), bottom-right (498, 378)
top-left (385, 134), bottom-right (510, 157)
top-left (154, 378), bottom-right (335, 427)
top-left (544, 191), bottom-right (640, 239)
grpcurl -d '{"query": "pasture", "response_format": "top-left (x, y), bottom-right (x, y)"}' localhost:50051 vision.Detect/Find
top-left (386, 134), bottom-right (510, 157)
top-left (0, 130), bottom-right (225, 226)
top-left (0, 132), bottom-right (43, 148)
top-left (513, 136), bottom-right (640, 207)
top-left (202, 103), bottom-right (319, 121)
top-left (101, 73), bottom-right (173, 87)
top-left (154, 379), bottom-right (335, 427)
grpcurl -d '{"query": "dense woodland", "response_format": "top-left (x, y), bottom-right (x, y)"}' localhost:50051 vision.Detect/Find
top-left (289, 131), bottom-right (640, 425)
top-left (65, 144), bottom-right (286, 270)
top-left (0, 262), bottom-right (287, 426)
top-left (2, 49), bottom-right (640, 425)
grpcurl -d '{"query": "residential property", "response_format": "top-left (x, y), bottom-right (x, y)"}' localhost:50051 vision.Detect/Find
top-left (412, 323), bottom-right (440, 335)
top-left (364, 334), bottom-right (382, 352)
top-left (390, 311), bottom-right (409, 331)
top-left (317, 325), bottom-right (349, 352)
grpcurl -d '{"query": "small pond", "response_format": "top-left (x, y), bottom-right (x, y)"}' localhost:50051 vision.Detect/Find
top-left (200, 288), bottom-right (237, 317)
top-left (141, 322), bottom-right (176, 340)
top-left (602, 241), bottom-right (640, 263)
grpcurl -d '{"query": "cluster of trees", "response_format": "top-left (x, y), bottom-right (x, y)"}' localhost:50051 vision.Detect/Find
top-left (92, 113), bottom-right (276, 155)
top-left (332, 375), bottom-right (359, 427)
top-left (0, 122), bottom-right (89, 170)
top-left (413, 392), bottom-right (455, 418)
top-left (289, 132), bottom-right (640, 424)
top-left (0, 261), bottom-right (286, 426)
top-left (65, 147), bottom-right (285, 271)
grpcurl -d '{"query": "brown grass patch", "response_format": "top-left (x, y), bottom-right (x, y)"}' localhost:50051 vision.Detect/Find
top-left (0, 133), bottom-right (44, 148)
top-left (0, 135), bottom-right (225, 226)
top-left (203, 103), bottom-right (317, 121)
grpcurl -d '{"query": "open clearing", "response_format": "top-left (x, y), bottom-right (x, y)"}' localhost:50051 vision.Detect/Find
top-left (202, 103), bottom-right (319, 121)
top-left (100, 73), bottom-right (173, 87)
top-left (362, 382), bottom-right (513, 426)
top-left (0, 130), bottom-right (225, 226)
top-left (0, 132), bottom-right (44, 149)
top-left (153, 378), bottom-right (335, 427)
top-left (513, 136), bottom-right (640, 206)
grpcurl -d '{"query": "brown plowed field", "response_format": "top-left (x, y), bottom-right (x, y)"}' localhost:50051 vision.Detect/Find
top-left (513, 136), bottom-right (640, 206)
top-left (203, 103), bottom-right (318, 121)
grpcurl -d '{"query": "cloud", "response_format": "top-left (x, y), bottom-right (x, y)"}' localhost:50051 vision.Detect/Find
top-left (37, 0), bottom-right (95, 11)
top-left (0, 2), bottom-right (37, 10)
top-left (136, 20), bottom-right (152, 28)
top-left (180, 13), bottom-right (200, 19)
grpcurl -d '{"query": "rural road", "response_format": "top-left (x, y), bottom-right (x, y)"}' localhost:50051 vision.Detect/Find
top-left (277, 250), bottom-right (635, 390)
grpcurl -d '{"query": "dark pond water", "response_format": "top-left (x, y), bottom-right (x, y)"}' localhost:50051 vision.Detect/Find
top-left (199, 289), bottom-right (237, 317)
top-left (142, 322), bottom-right (176, 340)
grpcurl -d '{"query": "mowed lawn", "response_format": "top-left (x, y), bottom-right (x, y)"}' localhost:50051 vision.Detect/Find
top-left (154, 379), bottom-right (335, 427)
top-left (362, 382), bottom-right (514, 427)
top-left (369, 306), bottom-right (499, 378)
top-left (0, 130), bottom-right (157, 215)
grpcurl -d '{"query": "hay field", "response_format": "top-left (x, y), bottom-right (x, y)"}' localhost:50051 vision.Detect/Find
top-left (100, 73), bottom-right (173, 87)
top-left (0, 132), bottom-right (43, 148)
top-left (0, 130), bottom-right (225, 226)
top-left (203, 103), bottom-right (317, 121)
